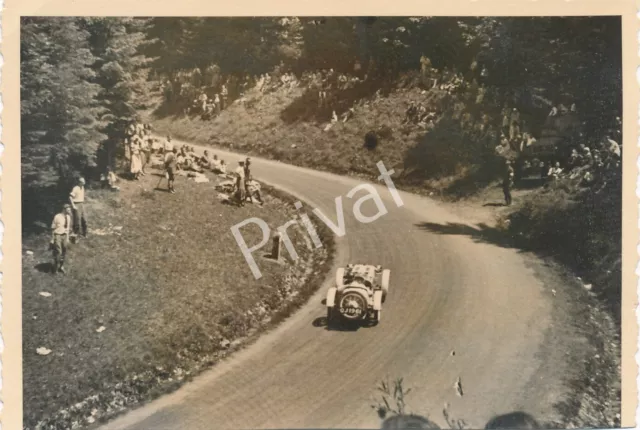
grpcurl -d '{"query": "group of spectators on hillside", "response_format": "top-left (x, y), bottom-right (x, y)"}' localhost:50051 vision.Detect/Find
top-left (403, 101), bottom-right (439, 128)
top-left (123, 122), bottom-right (156, 182)
top-left (539, 132), bottom-right (621, 188)
top-left (420, 56), bottom-right (469, 95)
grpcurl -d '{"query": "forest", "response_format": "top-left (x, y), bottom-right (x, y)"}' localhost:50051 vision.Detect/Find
top-left (21, 16), bottom-right (622, 192)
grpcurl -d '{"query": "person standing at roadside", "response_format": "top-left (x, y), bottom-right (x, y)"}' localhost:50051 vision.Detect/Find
top-left (164, 135), bottom-right (174, 154)
top-left (235, 160), bottom-right (246, 206)
top-left (50, 204), bottom-right (72, 274)
top-left (502, 160), bottom-right (514, 206)
top-left (69, 177), bottom-right (88, 237)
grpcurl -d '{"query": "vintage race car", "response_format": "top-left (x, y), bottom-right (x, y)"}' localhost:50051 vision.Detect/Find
top-left (326, 264), bottom-right (390, 326)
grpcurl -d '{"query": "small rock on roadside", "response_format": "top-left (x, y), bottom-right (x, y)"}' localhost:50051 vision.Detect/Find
top-left (36, 347), bottom-right (52, 356)
top-left (454, 377), bottom-right (464, 397)
top-left (96, 326), bottom-right (106, 333)
top-left (39, 291), bottom-right (52, 297)
top-left (220, 339), bottom-right (230, 349)
top-left (583, 283), bottom-right (593, 291)
top-left (26, 250), bottom-right (34, 256)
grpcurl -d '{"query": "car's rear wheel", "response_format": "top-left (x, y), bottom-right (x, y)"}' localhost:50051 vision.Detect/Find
top-left (381, 269), bottom-right (391, 303)
top-left (339, 292), bottom-right (367, 321)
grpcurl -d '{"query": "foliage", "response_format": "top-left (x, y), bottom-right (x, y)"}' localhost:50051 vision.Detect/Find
top-left (372, 377), bottom-right (412, 419)
top-left (83, 17), bottom-right (154, 169)
top-left (21, 17), bottom-right (153, 195)
top-left (21, 17), bottom-right (106, 189)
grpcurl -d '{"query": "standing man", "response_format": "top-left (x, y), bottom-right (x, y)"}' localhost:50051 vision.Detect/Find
top-left (235, 160), bottom-right (246, 206)
top-left (50, 204), bottom-right (72, 274)
top-left (503, 160), bottom-right (515, 206)
top-left (164, 147), bottom-right (178, 194)
top-left (70, 177), bottom-right (88, 237)
top-left (164, 135), bottom-right (174, 154)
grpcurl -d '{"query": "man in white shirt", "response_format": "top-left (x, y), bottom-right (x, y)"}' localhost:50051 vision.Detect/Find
top-left (51, 204), bottom-right (72, 274)
top-left (164, 135), bottom-right (174, 154)
top-left (69, 177), bottom-right (87, 237)
top-left (235, 161), bottom-right (246, 206)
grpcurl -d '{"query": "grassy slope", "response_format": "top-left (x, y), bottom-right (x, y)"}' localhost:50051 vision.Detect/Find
top-left (153, 85), bottom-right (453, 190)
top-left (22, 159), bottom-right (334, 429)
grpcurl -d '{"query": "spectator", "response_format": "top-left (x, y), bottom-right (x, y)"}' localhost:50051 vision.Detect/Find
top-left (606, 136), bottom-right (621, 158)
top-left (164, 148), bottom-right (178, 194)
top-left (503, 160), bottom-right (515, 206)
top-left (568, 148), bottom-right (580, 169)
top-left (582, 146), bottom-right (594, 166)
top-left (235, 160), bottom-right (247, 206)
top-left (485, 412), bottom-right (540, 429)
top-left (547, 161), bottom-right (563, 180)
top-left (69, 177), bottom-right (88, 238)
top-left (164, 135), bottom-right (174, 154)
top-left (130, 138), bottom-right (143, 180)
top-left (101, 167), bottom-right (120, 191)
top-left (50, 204), bottom-right (72, 274)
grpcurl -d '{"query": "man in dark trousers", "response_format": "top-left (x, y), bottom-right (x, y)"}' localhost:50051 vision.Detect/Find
top-left (69, 177), bottom-right (88, 238)
top-left (503, 160), bottom-right (515, 206)
top-left (50, 204), bottom-right (72, 274)
top-left (164, 147), bottom-right (178, 193)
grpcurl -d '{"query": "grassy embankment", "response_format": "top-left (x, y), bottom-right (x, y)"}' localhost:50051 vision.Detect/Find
top-left (22, 155), bottom-right (335, 430)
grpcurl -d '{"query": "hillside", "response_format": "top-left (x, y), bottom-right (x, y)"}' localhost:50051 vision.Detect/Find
top-left (152, 74), bottom-right (494, 199)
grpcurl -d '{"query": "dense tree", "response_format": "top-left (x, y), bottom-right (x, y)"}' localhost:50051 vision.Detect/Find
top-left (83, 17), bottom-right (154, 170)
top-left (21, 17), bottom-right (106, 189)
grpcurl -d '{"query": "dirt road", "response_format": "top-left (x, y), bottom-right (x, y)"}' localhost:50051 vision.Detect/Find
top-left (99, 140), bottom-right (574, 429)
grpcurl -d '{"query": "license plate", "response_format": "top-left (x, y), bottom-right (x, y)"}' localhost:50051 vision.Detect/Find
top-left (340, 307), bottom-right (362, 316)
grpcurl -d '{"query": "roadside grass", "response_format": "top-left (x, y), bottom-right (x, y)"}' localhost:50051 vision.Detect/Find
top-left (22, 159), bottom-right (334, 429)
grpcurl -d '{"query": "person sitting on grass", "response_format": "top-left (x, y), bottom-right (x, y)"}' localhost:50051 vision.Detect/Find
top-left (211, 154), bottom-right (221, 170)
top-left (100, 167), bottom-right (120, 191)
top-left (199, 150), bottom-right (213, 170)
top-left (547, 161), bottom-right (563, 180)
top-left (212, 158), bottom-right (226, 174)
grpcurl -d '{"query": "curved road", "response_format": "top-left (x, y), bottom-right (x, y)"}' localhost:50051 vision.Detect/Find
top-left (101, 139), bottom-right (565, 429)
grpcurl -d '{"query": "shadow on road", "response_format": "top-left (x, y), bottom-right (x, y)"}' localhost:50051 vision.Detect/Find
top-left (312, 316), bottom-right (364, 332)
top-left (415, 221), bottom-right (518, 249)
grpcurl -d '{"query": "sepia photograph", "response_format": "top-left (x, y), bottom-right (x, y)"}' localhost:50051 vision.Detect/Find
top-left (13, 8), bottom-right (635, 430)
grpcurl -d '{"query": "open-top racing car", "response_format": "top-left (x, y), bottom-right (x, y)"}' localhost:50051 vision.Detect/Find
top-left (326, 264), bottom-right (390, 326)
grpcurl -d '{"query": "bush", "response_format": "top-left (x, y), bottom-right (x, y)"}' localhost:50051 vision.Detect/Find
top-left (364, 131), bottom-right (378, 150)
top-left (507, 178), bottom-right (622, 320)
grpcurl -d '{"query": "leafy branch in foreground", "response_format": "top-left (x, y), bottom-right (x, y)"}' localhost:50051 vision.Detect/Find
top-left (371, 376), bottom-right (412, 419)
